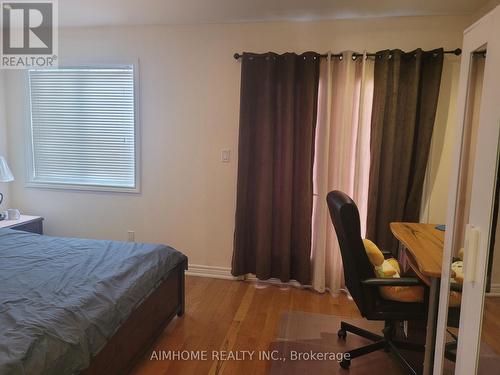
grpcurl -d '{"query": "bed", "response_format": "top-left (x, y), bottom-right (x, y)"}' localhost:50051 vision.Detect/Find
top-left (0, 228), bottom-right (187, 375)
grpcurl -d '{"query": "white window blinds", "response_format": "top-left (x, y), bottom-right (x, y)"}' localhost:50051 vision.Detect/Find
top-left (28, 66), bottom-right (138, 191)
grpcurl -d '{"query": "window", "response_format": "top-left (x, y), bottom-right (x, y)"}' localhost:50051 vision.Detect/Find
top-left (27, 65), bottom-right (139, 192)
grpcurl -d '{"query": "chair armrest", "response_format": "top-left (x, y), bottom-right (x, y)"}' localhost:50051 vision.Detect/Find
top-left (361, 277), bottom-right (424, 287)
top-left (381, 250), bottom-right (393, 259)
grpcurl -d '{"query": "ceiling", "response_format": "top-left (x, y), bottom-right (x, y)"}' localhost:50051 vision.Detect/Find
top-left (59, 0), bottom-right (490, 27)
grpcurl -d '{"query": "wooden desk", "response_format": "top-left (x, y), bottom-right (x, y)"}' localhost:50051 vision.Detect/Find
top-left (390, 222), bottom-right (444, 375)
top-left (390, 222), bottom-right (444, 279)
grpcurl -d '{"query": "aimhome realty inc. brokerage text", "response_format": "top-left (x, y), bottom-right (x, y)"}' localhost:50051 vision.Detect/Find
top-left (149, 350), bottom-right (350, 362)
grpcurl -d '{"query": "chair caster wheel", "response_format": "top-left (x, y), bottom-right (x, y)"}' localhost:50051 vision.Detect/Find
top-left (338, 329), bottom-right (347, 340)
top-left (340, 359), bottom-right (351, 369)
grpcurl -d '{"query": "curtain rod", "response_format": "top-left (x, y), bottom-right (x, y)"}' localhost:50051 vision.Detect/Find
top-left (233, 48), bottom-right (462, 60)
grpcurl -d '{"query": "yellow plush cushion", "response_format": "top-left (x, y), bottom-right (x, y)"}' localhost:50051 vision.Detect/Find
top-left (451, 260), bottom-right (463, 284)
top-left (386, 258), bottom-right (401, 274)
top-left (362, 239), bottom-right (385, 266)
top-left (363, 239), bottom-right (424, 303)
top-left (448, 259), bottom-right (463, 307)
top-left (374, 259), bottom-right (399, 278)
top-left (379, 284), bottom-right (425, 303)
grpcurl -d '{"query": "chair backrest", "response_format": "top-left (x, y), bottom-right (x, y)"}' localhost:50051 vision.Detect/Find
top-left (326, 190), bottom-right (378, 316)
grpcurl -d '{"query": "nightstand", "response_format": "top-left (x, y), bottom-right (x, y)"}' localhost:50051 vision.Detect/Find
top-left (0, 215), bottom-right (44, 234)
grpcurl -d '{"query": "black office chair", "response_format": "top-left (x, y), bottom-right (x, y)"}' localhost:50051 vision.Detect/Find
top-left (326, 190), bottom-right (427, 374)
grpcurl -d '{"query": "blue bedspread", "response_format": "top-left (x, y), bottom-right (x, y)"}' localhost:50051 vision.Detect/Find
top-left (0, 228), bottom-right (187, 374)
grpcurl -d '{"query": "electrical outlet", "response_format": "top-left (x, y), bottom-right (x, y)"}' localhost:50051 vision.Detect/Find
top-left (127, 231), bottom-right (135, 242)
top-left (220, 149), bottom-right (230, 163)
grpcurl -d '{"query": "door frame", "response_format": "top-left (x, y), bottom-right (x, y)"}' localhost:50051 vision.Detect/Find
top-left (434, 7), bottom-right (500, 375)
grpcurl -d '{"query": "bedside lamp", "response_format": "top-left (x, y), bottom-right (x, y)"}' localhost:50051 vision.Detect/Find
top-left (0, 156), bottom-right (14, 211)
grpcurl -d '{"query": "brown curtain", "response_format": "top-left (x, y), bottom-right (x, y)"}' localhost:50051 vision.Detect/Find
top-left (232, 52), bottom-right (320, 284)
top-left (366, 48), bottom-right (444, 255)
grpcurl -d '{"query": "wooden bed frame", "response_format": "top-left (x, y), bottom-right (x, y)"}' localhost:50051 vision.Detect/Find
top-left (81, 259), bottom-right (187, 375)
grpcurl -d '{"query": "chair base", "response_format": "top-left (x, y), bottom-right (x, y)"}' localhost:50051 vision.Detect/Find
top-left (338, 321), bottom-right (424, 375)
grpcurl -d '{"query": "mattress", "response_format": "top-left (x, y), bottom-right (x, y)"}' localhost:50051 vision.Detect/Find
top-left (0, 228), bottom-right (187, 375)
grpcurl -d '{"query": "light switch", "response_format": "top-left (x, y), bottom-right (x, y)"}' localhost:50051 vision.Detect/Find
top-left (220, 149), bottom-right (231, 163)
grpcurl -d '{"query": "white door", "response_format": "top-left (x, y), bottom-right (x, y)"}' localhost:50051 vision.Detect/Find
top-left (434, 6), bottom-right (500, 375)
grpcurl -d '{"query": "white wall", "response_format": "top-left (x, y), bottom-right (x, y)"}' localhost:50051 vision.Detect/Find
top-left (3, 15), bottom-right (470, 269)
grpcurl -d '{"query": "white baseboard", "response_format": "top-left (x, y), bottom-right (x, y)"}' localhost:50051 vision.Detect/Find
top-left (186, 264), bottom-right (313, 289)
top-left (186, 266), bottom-right (311, 288)
top-left (243, 274), bottom-right (307, 289)
top-left (186, 264), bottom-right (240, 280)
top-left (185, 265), bottom-right (309, 287)
top-left (185, 265), bottom-right (348, 299)
top-left (185, 265), bottom-right (340, 295)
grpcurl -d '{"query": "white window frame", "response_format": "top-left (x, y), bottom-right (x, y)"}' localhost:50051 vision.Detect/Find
top-left (25, 61), bottom-right (141, 193)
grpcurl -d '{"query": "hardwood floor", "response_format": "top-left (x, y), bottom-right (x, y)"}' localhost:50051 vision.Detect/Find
top-left (131, 276), bottom-right (360, 375)
top-left (130, 277), bottom-right (500, 374)
top-left (482, 296), bottom-right (500, 355)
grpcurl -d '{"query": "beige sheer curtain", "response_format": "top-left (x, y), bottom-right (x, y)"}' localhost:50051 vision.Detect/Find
top-left (311, 52), bottom-right (374, 294)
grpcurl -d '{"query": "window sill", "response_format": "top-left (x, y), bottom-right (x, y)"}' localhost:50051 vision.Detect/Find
top-left (25, 182), bottom-right (141, 194)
